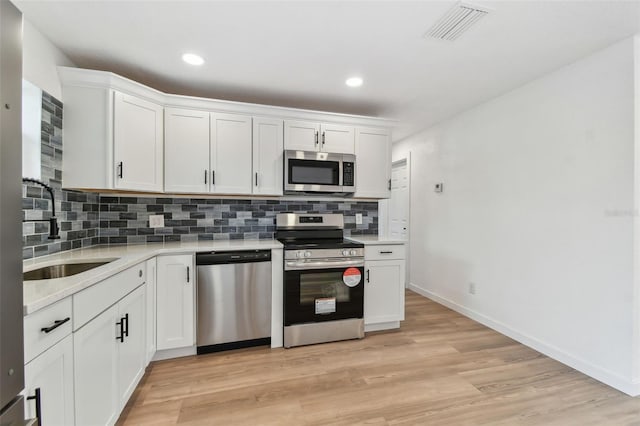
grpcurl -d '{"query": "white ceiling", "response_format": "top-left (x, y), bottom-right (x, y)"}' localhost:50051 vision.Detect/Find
top-left (14, 0), bottom-right (640, 138)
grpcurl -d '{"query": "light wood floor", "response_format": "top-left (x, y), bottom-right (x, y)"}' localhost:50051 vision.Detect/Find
top-left (117, 291), bottom-right (640, 425)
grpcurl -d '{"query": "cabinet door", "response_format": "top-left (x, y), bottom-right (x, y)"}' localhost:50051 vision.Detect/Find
top-left (113, 92), bottom-right (164, 192)
top-left (24, 335), bottom-right (74, 426)
top-left (364, 260), bottom-right (405, 325)
top-left (284, 120), bottom-right (319, 152)
top-left (117, 284), bottom-right (146, 409)
top-left (74, 304), bottom-right (119, 426)
top-left (156, 255), bottom-right (195, 350)
top-left (210, 113), bottom-right (252, 194)
top-left (253, 117), bottom-right (284, 196)
top-left (145, 258), bottom-right (157, 364)
top-left (164, 108), bottom-right (210, 193)
top-left (354, 127), bottom-right (391, 198)
top-left (320, 123), bottom-right (355, 154)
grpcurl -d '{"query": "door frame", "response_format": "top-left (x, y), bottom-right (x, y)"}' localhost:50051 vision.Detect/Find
top-left (379, 152), bottom-right (411, 287)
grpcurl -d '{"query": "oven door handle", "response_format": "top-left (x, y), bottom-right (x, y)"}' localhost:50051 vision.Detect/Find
top-left (285, 258), bottom-right (364, 271)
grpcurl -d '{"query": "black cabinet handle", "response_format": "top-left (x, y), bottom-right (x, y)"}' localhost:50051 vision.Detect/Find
top-left (123, 313), bottom-right (129, 338)
top-left (255, 172), bottom-right (258, 186)
top-left (322, 131), bottom-right (325, 146)
top-left (117, 161), bottom-right (123, 179)
top-left (116, 317), bottom-right (124, 342)
top-left (211, 170), bottom-right (215, 185)
top-left (388, 179), bottom-right (391, 191)
top-left (27, 388), bottom-right (42, 425)
top-left (366, 269), bottom-right (370, 283)
top-left (204, 169), bottom-right (208, 184)
top-left (315, 131), bottom-right (318, 146)
top-left (379, 251), bottom-right (393, 254)
top-left (187, 266), bottom-right (190, 283)
top-left (41, 317), bottom-right (70, 333)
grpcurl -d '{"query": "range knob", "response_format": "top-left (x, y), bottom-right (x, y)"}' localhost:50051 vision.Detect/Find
top-left (305, 251), bottom-right (312, 258)
top-left (350, 250), bottom-right (357, 256)
top-left (297, 251), bottom-right (305, 258)
top-left (342, 250), bottom-right (350, 256)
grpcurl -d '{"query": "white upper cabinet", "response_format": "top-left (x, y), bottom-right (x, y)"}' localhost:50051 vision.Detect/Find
top-left (321, 123), bottom-right (355, 154)
top-left (210, 113), bottom-right (253, 195)
top-left (60, 68), bottom-right (391, 196)
top-left (164, 108), bottom-right (210, 193)
top-left (283, 120), bottom-right (320, 152)
top-left (354, 127), bottom-right (391, 198)
top-left (284, 121), bottom-right (355, 154)
top-left (253, 117), bottom-right (284, 196)
top-left (113, 92), bottom-right (164, 192)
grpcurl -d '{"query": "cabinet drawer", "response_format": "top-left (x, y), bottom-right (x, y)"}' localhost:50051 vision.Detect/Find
top-left (364, 244), bottom-right (405, 261)
top-left (24, 297), bottom-right (72, 363)
top-left (73, 263), bottom-right (146, 331)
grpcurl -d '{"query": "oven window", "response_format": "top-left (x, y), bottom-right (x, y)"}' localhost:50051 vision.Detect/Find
top-left (299, 271), bottom-right (350, 305)
top-left (289, 159), bottom-right (339, 185)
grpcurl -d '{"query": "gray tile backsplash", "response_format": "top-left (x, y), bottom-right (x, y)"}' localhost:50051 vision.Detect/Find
top-left (22, 92), bottom-right (378, 259)
top-left (97, 197), bottom-right (377, 245)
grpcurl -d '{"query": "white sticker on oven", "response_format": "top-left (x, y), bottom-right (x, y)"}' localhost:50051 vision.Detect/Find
top-left (315, 297), bottom-right (336, 314)
top-left (343, 267), bottom-right (362, 287)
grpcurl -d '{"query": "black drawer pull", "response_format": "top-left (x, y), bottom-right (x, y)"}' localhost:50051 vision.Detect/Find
top-left (379, 251), bottom-right (393, 254)
top-left (41, 317), bottom-right (70, 333)
top-left (366, 269), bottom-right (370, 283)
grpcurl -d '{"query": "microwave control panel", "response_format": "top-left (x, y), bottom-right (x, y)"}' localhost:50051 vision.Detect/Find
top-left (343, 162), bottom-right (355, 186)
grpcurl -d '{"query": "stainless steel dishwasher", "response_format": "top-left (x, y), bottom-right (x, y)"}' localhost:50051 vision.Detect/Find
top-left (196, 250), bottom-right (272, 354)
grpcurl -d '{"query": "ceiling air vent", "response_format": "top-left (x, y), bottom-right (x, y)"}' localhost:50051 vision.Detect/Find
top-left (426, 2), bottom-right (489, 41)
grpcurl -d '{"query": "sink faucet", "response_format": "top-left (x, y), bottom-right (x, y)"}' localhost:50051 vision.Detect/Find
top-left (22, 178), bottom-right (60, 240)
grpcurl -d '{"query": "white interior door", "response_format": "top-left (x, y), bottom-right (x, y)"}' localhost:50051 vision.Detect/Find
top-left (389, 159), bottom-right (409, 240)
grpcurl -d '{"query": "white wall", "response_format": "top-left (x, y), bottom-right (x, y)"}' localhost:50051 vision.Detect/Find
top-left (394, 37), bottom-right (640, 395)
top-left (23, 20), bottom-right (74, 100)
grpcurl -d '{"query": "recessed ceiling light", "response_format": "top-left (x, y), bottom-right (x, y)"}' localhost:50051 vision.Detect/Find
top-left (182, 53), bottom-right (204, 66)
top-left (345, 77), bottom-right (363, 88)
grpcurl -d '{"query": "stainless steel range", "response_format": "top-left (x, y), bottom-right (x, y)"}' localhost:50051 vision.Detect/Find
top-left (276, 213), bottom-right (365, 348)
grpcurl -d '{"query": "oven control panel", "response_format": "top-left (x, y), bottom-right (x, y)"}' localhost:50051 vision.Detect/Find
top-left (285, 247), bottom-right (365, 260)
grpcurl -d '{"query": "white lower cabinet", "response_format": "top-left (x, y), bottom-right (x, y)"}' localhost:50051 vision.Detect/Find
top-left (24, 334), bottom-right (75, 426)
top-left (117, 285), bottom-right (147, 409)
top-left (364, 244), bottom-right (405, 330)
top-left (74, 284), bottom-right (147, 426)
top-left (156, 255), bottom-right (195, 350)
top-left (74, 304), bottom-right (119, 426)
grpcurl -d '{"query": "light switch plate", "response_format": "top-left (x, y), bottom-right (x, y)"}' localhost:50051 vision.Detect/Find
top-left (355, 213), bottom-right (363, 225)
top-left (435, 182), bottom-right (444, 193)
top-left (149, 215), bottom-right (165, 228)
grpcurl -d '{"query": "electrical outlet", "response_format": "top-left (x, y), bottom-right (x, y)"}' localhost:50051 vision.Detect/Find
top-left (468, 282), bottom-right (476, 295)
top-left (355, 213), bottom-right (363, 225)
top-left (149, 215), bottom-right (165, 228)
top-left (435, 182), bottom-right (444, 193)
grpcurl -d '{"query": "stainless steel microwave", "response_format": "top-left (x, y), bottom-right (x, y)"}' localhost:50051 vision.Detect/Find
top-left (284, 150), bottom-right (356, 195)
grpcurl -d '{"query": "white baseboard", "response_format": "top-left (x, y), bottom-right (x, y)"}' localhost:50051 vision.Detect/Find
top-left (152, 346), bottom-right (196, 361)
top-left (408, 283), bottom-right (640, 396)
top-left (365, 321), bottom-right (400, 332)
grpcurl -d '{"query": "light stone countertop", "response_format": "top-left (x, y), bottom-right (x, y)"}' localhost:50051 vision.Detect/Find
top-left (346, 235), bottom-right (407, 245)
top-left (23, 240), bottom-right (283, 316)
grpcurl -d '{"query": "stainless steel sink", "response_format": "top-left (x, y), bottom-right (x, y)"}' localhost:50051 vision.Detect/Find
top-left (24, 261), bottom-right (113, 281)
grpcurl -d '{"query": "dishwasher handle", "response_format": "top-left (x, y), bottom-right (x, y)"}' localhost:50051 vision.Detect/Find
top-left (196, 250), bottom-right (271, 265)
